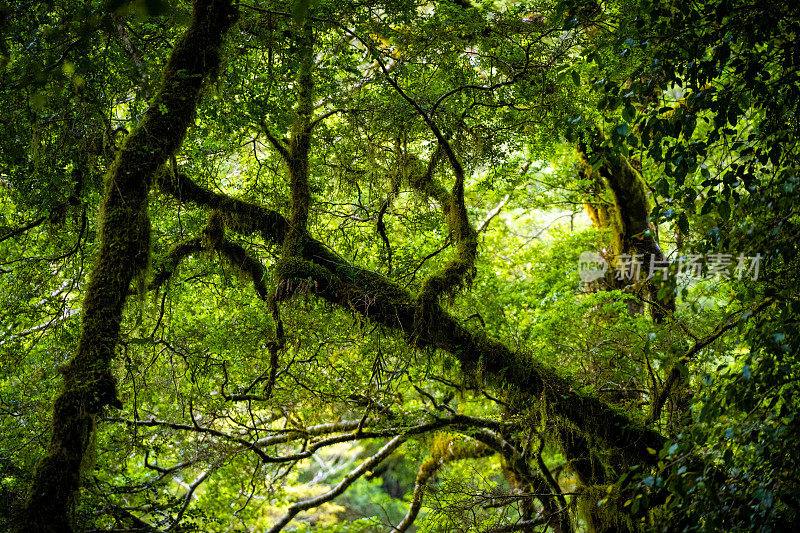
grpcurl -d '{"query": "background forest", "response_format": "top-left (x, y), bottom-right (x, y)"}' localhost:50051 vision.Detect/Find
top-left (1, 0), bottom-right (798, 531)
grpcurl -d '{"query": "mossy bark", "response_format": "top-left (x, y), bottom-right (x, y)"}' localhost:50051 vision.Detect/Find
top-left (375, 50), bottom-right (479, 304)
top-left (555, 425), bottom-right (638, 533)
top-left (393, 435), bottom-right (492, 532)
top-left (161, 170), bottom-right (667, 470)
top-left (17, 2), bottom-right (236, 531)
top-left (578, 143), bottom-right (675, 322)
top-left (283, 21), bottom-right (314, 258)
top-left (259, 20), bottom-right (315, 307)
top-left (415, 141), bottom-right (478, 304)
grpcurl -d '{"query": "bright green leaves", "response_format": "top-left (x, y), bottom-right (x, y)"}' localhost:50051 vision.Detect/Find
top-left (2, 1), bottom-right (799, 531)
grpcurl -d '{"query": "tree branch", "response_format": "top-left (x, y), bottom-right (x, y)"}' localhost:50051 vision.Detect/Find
top-left (392, 436), bottom-right (493, 532)
top-left (167, 470), bottom-right (210, 531)
top-left (159, 170), bottom-right (667, 467)
top-left (266, 435), bottom-right (407, 533)
top-left (648, 299), bottom-right (774, 423)
top-left (19, 1), bottom-right (238, 529)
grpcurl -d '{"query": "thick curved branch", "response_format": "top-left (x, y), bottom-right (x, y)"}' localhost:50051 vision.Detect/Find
top-left (149, 238), bottom-right (204, 291)
top-left (262, 127), bottom-right (291, 163)
top-left (159, 170), bottom-right (667, 467)
top-left (217, 240), bottom-right (270, 300)
top-left (578, 138), bottom-right (674, 322)
top-left (0, 215), bottom-right (47, 243)
top-left (393, 436), bottom-right (493, 532)
top-left (193, 211), bottom-right (286, 400)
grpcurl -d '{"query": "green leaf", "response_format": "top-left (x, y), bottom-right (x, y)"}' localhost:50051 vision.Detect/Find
top-left (718, 200), bottom-right (731, 220)
top-left (127, 337), bottom-right (155, 346)
top-left (668, 443), bottom-right (679, 455)
top-left (656, 178), bottom-right (670, 198)
top-left (571, 70), bottom-right (581, 86)
top-left (622, 103), bottom-right (636, 123)
top-left (678, 211), bottom-right (689, 234)
top-left (700, 197), bottom-right (715, 215)
top-left (727, 107), bottom-right (738, 127)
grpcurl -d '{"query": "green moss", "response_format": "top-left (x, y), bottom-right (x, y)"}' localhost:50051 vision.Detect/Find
top-left (409, 149), bottom-right (479, 305)
top-left (18, 1), bottom-right (239, 530)
top-left (282, 22), bottom-right (315, 259)
top-left (577, 140), bottom-right (674, 321)
top-left (202, 209), bottom-right (226, 250)
top-left (157, 149), bottom-right (668, 503)
top-left (579, 484), bottom-right (638, 533)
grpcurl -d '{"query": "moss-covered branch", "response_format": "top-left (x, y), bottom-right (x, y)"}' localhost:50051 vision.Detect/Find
top-left (392, 434), bottom-right (493, 532)
top-left (578, 140), bottom-right (675, 322)
top-left (18, 2), bottom-right (237, 530)
top-left (343, 24), bottom-right (479, 301)
top-left (282, 20), bottom-right (315, 258)
top-left (159, 171), bottom-right (667, 469)
top-left (413, 145), bottom-right (479, 303)
top-left (149, 238), bottom-right (204, 291)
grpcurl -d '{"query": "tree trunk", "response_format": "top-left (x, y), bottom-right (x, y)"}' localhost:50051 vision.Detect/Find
top-left (578, 142), bottom-right (675, 322)
top-left (17, 2), bottom-right (236, 531)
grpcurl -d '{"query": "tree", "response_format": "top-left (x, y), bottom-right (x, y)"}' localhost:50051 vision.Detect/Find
top-left (0, 0), bottom-right (797, 531)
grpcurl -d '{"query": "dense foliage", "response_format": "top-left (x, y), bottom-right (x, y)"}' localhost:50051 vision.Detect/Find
top-left (1, 0), bottom-right (798, 531)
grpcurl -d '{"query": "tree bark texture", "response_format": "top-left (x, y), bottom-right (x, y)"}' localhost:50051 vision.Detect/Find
top-left (160, 170), bottom-right (667, 469)
top-left (18, 2), bottom-right (237, 531)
